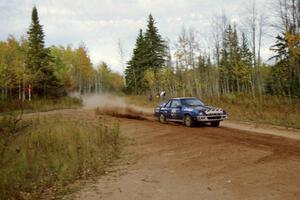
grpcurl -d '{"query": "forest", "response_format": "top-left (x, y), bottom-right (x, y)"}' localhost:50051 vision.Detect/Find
top-left (0, 0), bottom-right (299, 105)
top-left (0, 1), bottom-right (300, 199)
top-left (0, 7), bottom-right (123, 103)
top-left (125, 0), bottom-right (300, 101)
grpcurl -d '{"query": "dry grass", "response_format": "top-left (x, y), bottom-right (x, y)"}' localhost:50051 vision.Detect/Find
top-left (0, 96), bottom-right (82, 114)
top-left (0, 112), bottom-right (120, 199)
top-left (204, 94), bottom-right (300, 128)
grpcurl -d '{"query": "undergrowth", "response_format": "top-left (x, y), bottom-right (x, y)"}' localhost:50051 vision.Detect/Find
top-left (0, 112), bottom-right (120, 199)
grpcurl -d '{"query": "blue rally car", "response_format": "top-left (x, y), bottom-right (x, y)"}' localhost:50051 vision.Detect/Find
top-left (154, 97), bottom-right (227, 127)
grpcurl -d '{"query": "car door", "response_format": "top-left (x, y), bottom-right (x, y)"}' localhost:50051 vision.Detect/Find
top-left (161, 100), bottom-right (171, 119)
top-left (170, 100), bottom-right (182, 120)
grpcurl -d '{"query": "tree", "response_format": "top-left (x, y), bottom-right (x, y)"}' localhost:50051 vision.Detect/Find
top-left (97, 62), bottom-right (123, 92)
top-left (26, 6), bottom-right (63, 98)
top-left (0, 36), bottom-right (29, 102)
top-left (269, 0), bottom-right (300, 97)
top-left (144, 14), bottom-right (168, 92)
top-left (125, 14), bottom-right (168, 94)
top-left (238, 32), bottom-right (253, 93)
top-left (117, 39), bottom-right (126, 86)
top-left (125, 29), bottom-right (147, 94)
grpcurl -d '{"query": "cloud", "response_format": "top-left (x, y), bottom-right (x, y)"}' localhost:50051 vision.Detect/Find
top-left (0, 0), bottom-right (273, 73)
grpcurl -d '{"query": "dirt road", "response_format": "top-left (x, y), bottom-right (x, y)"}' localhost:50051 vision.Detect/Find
top-left (67, 112), bottom-right (300, 200)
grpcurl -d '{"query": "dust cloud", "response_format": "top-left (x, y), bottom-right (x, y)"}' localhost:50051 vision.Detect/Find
top-left (78, 93), bottom-right (154, 120)
top-left (81, 93), bottom-right (127, 109)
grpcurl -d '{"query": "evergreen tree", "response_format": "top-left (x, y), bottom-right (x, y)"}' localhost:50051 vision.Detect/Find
top-left (144, 14), bottom-right (168, 92)
top-left (239, 33), bottom-right (252, 67)
top-left (237, 32), bottom-right (253, 93)
top-left (26, 6), bottom-right (63, 97)
top-left (125, 14), bottom-right (167, 94)
top-left (270, 32), bottom-right (300, 97)
top-left (125, 29), bottom-right (147, 94)
top-left (220, 25), bottom-right (235, 93)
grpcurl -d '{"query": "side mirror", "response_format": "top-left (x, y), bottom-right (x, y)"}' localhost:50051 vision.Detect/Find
top-left (176, 105), bottom-right (182, 109)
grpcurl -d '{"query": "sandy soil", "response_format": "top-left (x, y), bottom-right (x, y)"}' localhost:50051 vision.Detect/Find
top-left (222, 121), bottom-right (300, 140)
top-left (66, 112), bottom-right (300, 200)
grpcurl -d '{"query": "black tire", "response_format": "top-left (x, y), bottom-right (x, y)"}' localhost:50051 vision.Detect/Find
top-left (184, 115), bottom-right (194, 127)
top-left (159, 113), bottom-right (166, 123)
top-left (211, 121), bottom-right (220, 127)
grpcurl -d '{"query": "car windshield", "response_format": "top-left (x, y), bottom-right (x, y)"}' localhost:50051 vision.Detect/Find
top-left (181, 99), bottom-right (205, 107)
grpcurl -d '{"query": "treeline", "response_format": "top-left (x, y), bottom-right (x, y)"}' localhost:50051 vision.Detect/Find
top-left (50, 46), bottom-right (123, 94)
top-left (125, 0), bottom-right (300, 99)
top-left (0, 6), bottom-right (123, 103)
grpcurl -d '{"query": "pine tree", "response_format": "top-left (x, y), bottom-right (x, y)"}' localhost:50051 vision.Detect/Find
top-left (26, 6), bottom-right (63, 97)
top-left (237, 32), bottom-right (253, 93)
top-left (125, 29), bottom-right (147, 94)
top-left (219, 25), bottom-right (233, 93)
top-left (270, 32), bottom-right (300, 97)
top-left (144, 14), bottom-right (168, 92)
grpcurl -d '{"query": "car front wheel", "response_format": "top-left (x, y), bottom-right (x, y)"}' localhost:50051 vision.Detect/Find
top-left (184, 115), bottom-right (194, 127)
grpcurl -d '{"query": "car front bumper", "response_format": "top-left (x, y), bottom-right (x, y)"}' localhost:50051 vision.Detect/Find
top-left (196, 115), bottom-right (227, 122)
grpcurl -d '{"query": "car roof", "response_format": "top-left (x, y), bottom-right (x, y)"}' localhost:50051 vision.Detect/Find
top-left (170, 97), bottom-right (197, 100)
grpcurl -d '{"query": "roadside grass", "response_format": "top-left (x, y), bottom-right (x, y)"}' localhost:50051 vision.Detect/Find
top-left (205, 94), bottom-right (300, 129)
top-left (126, 95), bottom-right (300, 129)
top-left (0, 112), bottom-right (120, 199)
top-left (0, 96), bottom-right (82, 114)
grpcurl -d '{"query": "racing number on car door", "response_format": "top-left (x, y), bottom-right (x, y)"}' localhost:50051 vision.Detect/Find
top-left (170, 100), bottom-right (182, 119)
top-left (171, 108), bottom-right (177, 118)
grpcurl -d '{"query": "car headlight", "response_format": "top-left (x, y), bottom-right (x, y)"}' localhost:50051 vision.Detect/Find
top-left (198, 111), bottom-right (205, 116)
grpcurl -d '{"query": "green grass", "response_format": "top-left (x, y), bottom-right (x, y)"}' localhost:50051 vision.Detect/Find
top-left (0, 96), bottom-right (82, 114)
top-left (126, 94), bottom-right (300, 129)
top-left (0, 113), bottom-right (120, 199)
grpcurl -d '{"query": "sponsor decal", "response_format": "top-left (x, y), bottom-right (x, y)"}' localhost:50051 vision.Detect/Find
top-left (205, 109), bottom-right (223, 115)
top-left (183, 108), bottom-right (193, 112)
top-left (171, 109), bottom-right (177, 117)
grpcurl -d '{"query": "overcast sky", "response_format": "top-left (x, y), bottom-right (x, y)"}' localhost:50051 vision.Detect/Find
top-left (0, 0), bottom-right (274, 73)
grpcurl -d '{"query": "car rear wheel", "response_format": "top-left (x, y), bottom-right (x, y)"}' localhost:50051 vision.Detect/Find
top-left (184, 115), bottom-right (194, 127)
top-left (211, 121), bottom-right (220, 127)
top-left (159, 113), bottom-right (166, 123)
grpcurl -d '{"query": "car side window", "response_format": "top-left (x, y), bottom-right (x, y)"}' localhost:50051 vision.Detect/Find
top-left (165, 100), bottom-right (171, 107)
top-left (170, 100), bottom-right (181, 108)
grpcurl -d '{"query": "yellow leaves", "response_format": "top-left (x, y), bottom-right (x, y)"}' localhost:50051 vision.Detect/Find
top-left (144, 69), bottom-right (155, 87)
top-left (76, 47), bottom-right (93, 78)
top-left (285, 32), bottom-right (300, 57)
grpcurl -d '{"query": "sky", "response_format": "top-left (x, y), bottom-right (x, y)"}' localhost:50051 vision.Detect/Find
top-left (0, 0), bottom-right (274, 73)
